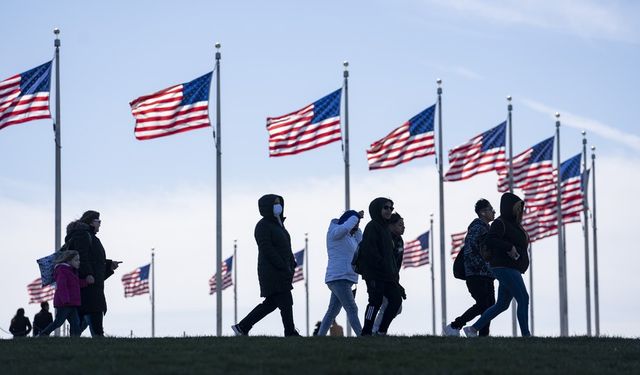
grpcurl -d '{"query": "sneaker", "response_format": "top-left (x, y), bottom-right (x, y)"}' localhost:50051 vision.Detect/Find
top-left (231, 324), bottom-right (247, 336)
top-left (444, 324), bottom-right (460, 337)
top-left (463, 326), bottom-right (478, 338)
top-left (374, 331), bottom-right (387, 336)
top-left (285, 329), bottom-right (301, 337)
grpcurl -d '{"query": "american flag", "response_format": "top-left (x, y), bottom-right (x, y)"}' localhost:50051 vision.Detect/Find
top-left (367, 104), bottom-right (436, 170)
top-left (445, 121), bottom-right (506, 181)
top-left (122, 264), bottom-right (151, 298)
top-left (522, 154), bottom-right (586, 242)
top-left (292, 249), bottom-right (305, 284)
top-left (266, 89), bottom-right (342, 157)
top-left (130, 72), bottom-right (212, 140)
top-left (497, 136), bottom-right (554, 193)
top-left (209, 255), bottom-right (233, 294)
top-left (1, 61), bottom-right (52, 131)
top-left (27, 278), bottom-right (55, 304)
top-left (402, 231), bottom-right (430, 268)
top-left (450, 231), bottom-right (466, 259)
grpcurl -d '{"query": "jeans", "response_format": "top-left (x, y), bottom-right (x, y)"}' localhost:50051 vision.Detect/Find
top-left (238, 290), bottom-right (297, 336)
top-left (39, 307), bottom-right (80, 336)
top-left (472, 267), bottom-right (530, 336)
top-left (373, 297), bottom-right (403, 333)
top-left (361, 279), bottom-right (402, 335)
top-left (79, 312), bottom-right (104, 337)
top-left (451, 276), bottom-right (495, 336)
top-left (318, 280), bottom-right (362, 336)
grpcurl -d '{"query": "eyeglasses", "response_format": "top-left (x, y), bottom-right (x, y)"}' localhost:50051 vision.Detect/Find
top-left (383, 205), bottom-right (394, 211)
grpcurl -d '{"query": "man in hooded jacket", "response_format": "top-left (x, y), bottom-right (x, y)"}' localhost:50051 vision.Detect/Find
top-left (357, 197), bottom-right (403, 335)
top-left (232, 194), bottom-right (300, 336)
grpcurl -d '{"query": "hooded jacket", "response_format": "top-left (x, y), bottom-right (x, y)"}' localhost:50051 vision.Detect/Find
top-left (52, 263), bottom-right (88, 308)
top-left (65, 221), bottom-right (114, 314)
top-left (254, 194), bottom-right (296, 297)
top-left (325, 215), bottom-right (362, 284)
top-left (356, 198), bottom-right (397, 282)
top-left (486, 193), bottom-right (530, 273)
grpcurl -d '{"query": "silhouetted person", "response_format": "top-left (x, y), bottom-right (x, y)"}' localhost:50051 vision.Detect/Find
top-left (33, 301), bottom-right (53, 336)
top-left (9, 308), bottom-right (32, 337)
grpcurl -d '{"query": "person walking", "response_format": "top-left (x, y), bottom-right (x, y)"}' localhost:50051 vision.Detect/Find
top-left (445, 199), bottom-right (496, 337)
top-left (316, 210), bottom-right (364, 336)
top-left (373, 212), bottom-right (406, 333)
top-left (65, 210), bottom-right (120, 337)
top-left (9, 308), bottom-right (32, 337)
top-left (464, 193), bottom-right (531, 337)
top-left (39, 250), bottom-right (89, 337)
top-left (232, 194), bottom-right (300, 337)
top-left (32, 301), bottom-right (53, 336)
top-left (357, 197), bottom-right (403, 336)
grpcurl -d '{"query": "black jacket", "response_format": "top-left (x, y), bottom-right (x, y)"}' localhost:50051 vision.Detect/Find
top-left (357, 198), bottom-right (397, 282)
top-left (65, 221), bottom-right (114, 314)
top-left (254, 194), bottom-right (296, 298)
top-left (487, 193), bottom-right (530, 273)
top-left (9, 316), bottom-right (32, 337)
top-left (391, 233), bottom-right (404, 273)
top-left (32, 310), bottom-right (53, 336)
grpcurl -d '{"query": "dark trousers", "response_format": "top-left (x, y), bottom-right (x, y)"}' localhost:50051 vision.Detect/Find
top-left (80, 312), bottom-right (105, 337)
top-left (40, 307), bottom-right (81, 336)
top-left (451, 276), bottom-right (495, 336)
top-left (238, 290), bottom-right (296, 336)
top-left (361, 279), bottom-right (402, 335)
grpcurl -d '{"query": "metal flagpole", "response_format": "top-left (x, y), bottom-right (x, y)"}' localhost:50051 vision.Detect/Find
top-left (214, 42), bottom-right (223, 337)
top-left (342, 61), bottom-right (352, 337)
top-left (529, 244), bottom-right (534, 335)
top-left (581, 131), bottom-right (592, 336)
top-left (591, 146), bottom-right (600, 336)
top-left (151, 248), bottom-right (155, 338)
top-left (53, 28), bottom-right (62, 338)
top-left (436, 79), bottom-right (446, 334)
top-left (430, 214), bottom-right (436, 335)
top-left (507, 96), bottom-right (517, 337)
top-left (555, 112), bottom-right (568, 336)
top-left (234, 240), bottom-right (237, 325)
top-left (305, 233), bottom-right (310, 336)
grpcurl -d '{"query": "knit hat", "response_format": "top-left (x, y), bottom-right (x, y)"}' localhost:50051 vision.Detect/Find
top-left (79, 210), bottom-right (100, 224)
top-left (338, 210), bottom-right (360, 225)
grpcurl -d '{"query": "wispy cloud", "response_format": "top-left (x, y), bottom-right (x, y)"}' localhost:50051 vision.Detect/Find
top-left (521, 98), bottom-right (640, 152)
top-left (424, 0), bottom-right (638, 43)
top-left (433, 64), bottom-right (485, 81)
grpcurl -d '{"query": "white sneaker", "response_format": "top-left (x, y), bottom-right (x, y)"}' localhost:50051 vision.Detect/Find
top-left (463, 326), bottom-right (478, 338)
top-left (443, 324), bottom-right (460, 337)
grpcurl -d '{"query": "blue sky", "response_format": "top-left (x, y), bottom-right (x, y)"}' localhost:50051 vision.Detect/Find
top-left (1, 0), bottom-right (639, 338)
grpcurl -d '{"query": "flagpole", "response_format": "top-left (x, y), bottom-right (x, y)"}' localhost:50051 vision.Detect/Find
top-left (234, 240), bottom-right (237, 325)
top-left (528, 244), bottom-right (534, 335)
top-left (555, 112), bottom-right (568, 337)
top-left (305, 233), bottom-right (310, 336)
top-left (591, 146), bottom-right (600, 336)
top-left (53, 28), bottom-right (62, 338)
top-left (581, 131), bottom-right (592, 336)
top-left (151, 248), bottom-right (155, 338)
top-left (430, 214), bottom-right (436, 335)
top-left (507, 95), bottom-right (517, 337)
top-left (214, 42), bottom-right (223, 337)
top-left (436, 79), bottom-right (446, 334)
top-left (342, 61), bottom-right (352, 337)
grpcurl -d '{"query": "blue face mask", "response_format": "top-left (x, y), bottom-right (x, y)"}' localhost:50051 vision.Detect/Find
top-left (273, 204), bottom-right (283, 217)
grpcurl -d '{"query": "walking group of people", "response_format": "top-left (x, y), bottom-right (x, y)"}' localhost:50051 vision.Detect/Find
top-left (233, 192), bottom-right (531, 337)
top-left (9, 210), bottom-right (120, 338)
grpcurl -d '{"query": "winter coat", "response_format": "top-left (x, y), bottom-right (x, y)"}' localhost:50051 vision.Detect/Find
top-left (65, 221), bottom-right (114, 314)
top-left (463, 218), bottom-right (494, 278)
top-left (356, 198), bottom-right (398, 282)
top-left (325, 215), bottom-right (362, 284)
top-left (32, 310), bottom-right (53, 336)
top-left (9, 316), bottom-right (31, 337)
top-left (391, 233), bottom-right (404, 273)
top-left (52, 263), bottom-right (88, 308)
top-left (254, 194), bottom-right (296, 298)
top-left (487, 193), bottom-right (530, 273)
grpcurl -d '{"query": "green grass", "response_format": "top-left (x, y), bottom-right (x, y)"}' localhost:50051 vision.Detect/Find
top-left (1, 336), bottom-right (639, 374)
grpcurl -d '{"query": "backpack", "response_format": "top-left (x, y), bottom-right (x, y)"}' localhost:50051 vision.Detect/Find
top-left (37, 232), bottom-right (92, 286)
top-left (351, 244), bottom-right (361, 274)
top-left (453, 245), bottom-right (466, 280)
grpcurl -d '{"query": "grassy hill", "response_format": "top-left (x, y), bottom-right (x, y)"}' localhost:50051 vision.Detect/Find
top-left (1, 336), bottom-right (639, 374)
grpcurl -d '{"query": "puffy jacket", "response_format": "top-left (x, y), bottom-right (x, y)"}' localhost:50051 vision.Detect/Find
top-left (325, 215), bottom-right (362, 284)
top-left (463, 218), bottom-right (494, 278)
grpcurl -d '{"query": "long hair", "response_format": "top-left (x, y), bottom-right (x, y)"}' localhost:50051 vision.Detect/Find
top-left (55, 250), bottom-right (79, 264)
top-left (12, 308), bottom-right (25, 322)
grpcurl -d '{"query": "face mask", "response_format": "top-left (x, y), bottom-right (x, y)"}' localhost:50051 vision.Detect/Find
top-left (273, 204), bottom-right (283, 217)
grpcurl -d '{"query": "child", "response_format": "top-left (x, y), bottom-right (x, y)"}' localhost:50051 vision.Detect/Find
top-left (39, 250), bottom-right (89, 337)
